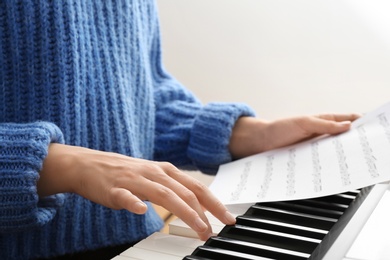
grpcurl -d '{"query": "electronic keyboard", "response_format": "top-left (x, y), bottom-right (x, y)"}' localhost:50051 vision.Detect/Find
top-left (112, 182), bottom-right (390, 260)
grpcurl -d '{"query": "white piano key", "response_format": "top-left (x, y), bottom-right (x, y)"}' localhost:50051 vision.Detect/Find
top-left (226, 202), bottom-right (253, 215)
top-left (133, 232), bottom-right (203, 256)
top-left (169, 211), bottom-right (233, 238)
top-left (203, 211), bottom-right (233, 226)
top-left (120, 247), bottom-right (182, 260)
top-left (116, 185), bottom-right (390, 259)
top-left (169, 218), bottom-right (223, 238)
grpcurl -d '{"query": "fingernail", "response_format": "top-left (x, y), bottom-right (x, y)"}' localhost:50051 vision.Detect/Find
top-left (134, 201), bottom-right (147, 213)
top-left (195, 217), bottom-right (208, 232)
top-left (199, 232), bottom-right (212, 241)
top-left (224, 211), bottom-right (236, 224)
top-left (339, 121), bottom-right (351, 125)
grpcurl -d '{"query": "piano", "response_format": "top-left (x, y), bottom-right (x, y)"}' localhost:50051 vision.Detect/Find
top-left (112, 182), bottom-right (390, 260)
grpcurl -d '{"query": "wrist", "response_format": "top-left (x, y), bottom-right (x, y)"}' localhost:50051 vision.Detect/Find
top-left (229, 117), bottom-right (269, 159)
top-left (37, 143), bottom-right (77, 197)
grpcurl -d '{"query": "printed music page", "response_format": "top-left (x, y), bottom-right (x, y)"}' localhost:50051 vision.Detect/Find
top-left (209, 102), bottom-right (390, 205)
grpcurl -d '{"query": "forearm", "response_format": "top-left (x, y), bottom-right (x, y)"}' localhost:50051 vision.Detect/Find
top-left (229, 117), bottom-right (270, 159)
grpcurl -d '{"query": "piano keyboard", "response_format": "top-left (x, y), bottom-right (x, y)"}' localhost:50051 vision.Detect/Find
top-left (113, 182), bottom-right (389, 260)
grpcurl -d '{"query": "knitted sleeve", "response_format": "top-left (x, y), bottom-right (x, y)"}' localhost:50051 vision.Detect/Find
top-left (149, 8), bottom-right (255, 174)
top-left (0, 122), bottom-right (65, 232)
top-left (154, 88), bottom-right (255, 174)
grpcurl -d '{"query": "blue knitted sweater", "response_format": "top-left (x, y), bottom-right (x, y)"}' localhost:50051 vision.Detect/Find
top-left (0, 1), bottom-right (254, 259)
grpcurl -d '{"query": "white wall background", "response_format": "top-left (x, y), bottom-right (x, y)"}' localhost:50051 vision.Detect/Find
top-left (157, 0), bottom-right (390, 120)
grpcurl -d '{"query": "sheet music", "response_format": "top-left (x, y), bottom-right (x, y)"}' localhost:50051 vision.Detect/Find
top-left (209, 102), bottom-right (390, 205)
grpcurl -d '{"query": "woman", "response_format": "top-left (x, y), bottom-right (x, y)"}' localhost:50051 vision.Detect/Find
top-left (0, 1), bottom-right (358, 259)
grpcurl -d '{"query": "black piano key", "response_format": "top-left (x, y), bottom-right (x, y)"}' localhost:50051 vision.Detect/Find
top-left (259, 201), bottom-right (344, 219)
top-left (309, 186), bottom-right (374, 259)
top-left (183, 256), bottom-right (215, 260)
top-left (309, 193), bottom-right (356, 205)
top-left (342, 190), bottom-right (360, 196)
top-left (236, 215), bottom-right (327, 240)
top-left (245, 205), bottom-right (337, 230)
top-left (190, 245), bottom-right (272, 260)
top-left (218, 224), bottom-right (320, 254)
top-left (203, 236), bottom-right (309, 260)
top-left (185, 187), bottom-right (372, 260)
top-left (289, 198), bottom-right (349, 212)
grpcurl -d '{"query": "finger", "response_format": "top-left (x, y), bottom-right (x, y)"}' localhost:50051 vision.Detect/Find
top-left (111, 159), bottom-right (213, 240)
top-left (159, 163), bottom-right (236, 226)
top-left (316, 113), bottom-right (361, 122)
top-left (298, 116), bottom-right (352, 135)
top-left (133, 177), bottom-right (212, 240)
top-left (142, 164), bottom-right (214, 240)
top-left (109, 187), bottom-right (148, 214)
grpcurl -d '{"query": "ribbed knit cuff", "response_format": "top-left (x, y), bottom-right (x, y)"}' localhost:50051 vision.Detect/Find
top-left (188, 103), bottom-right (255, 174)
top-left (0, 122), bottom-right (65, 232)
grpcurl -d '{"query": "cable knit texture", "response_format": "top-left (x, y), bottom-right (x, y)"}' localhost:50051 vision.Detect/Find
top-left (0, 0), bottom-right (255, 259)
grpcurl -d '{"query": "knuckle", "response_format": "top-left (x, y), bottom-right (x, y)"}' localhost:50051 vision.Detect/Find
top-left (158, 161), bottom-right (180, 174)
top-left (158, 161), bottom-right (173, 168)
top-left (143, 163), bottom-right (164, 175)
top-left (213, 199), bottom-right (224, 210)
top-left (317, 114), bottom-right (328, 120)
top-left (143, 163), bottom-right (158, 172)
top-left (183, 207), bottom-right (197, 218)
top-left (106, 188), bottom-right (124, 210)
top-left (191, 181), bottom-right (207, 194)
top-left (181, 188), bottom-right (197, 203)
top-left (155, 186), bottom-right (174, 199)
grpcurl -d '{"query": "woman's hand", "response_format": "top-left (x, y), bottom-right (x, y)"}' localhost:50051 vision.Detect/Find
top-left (229, 113), bottom-right (361, 159)
top-left (37, 144), bottom-right (236, 241)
